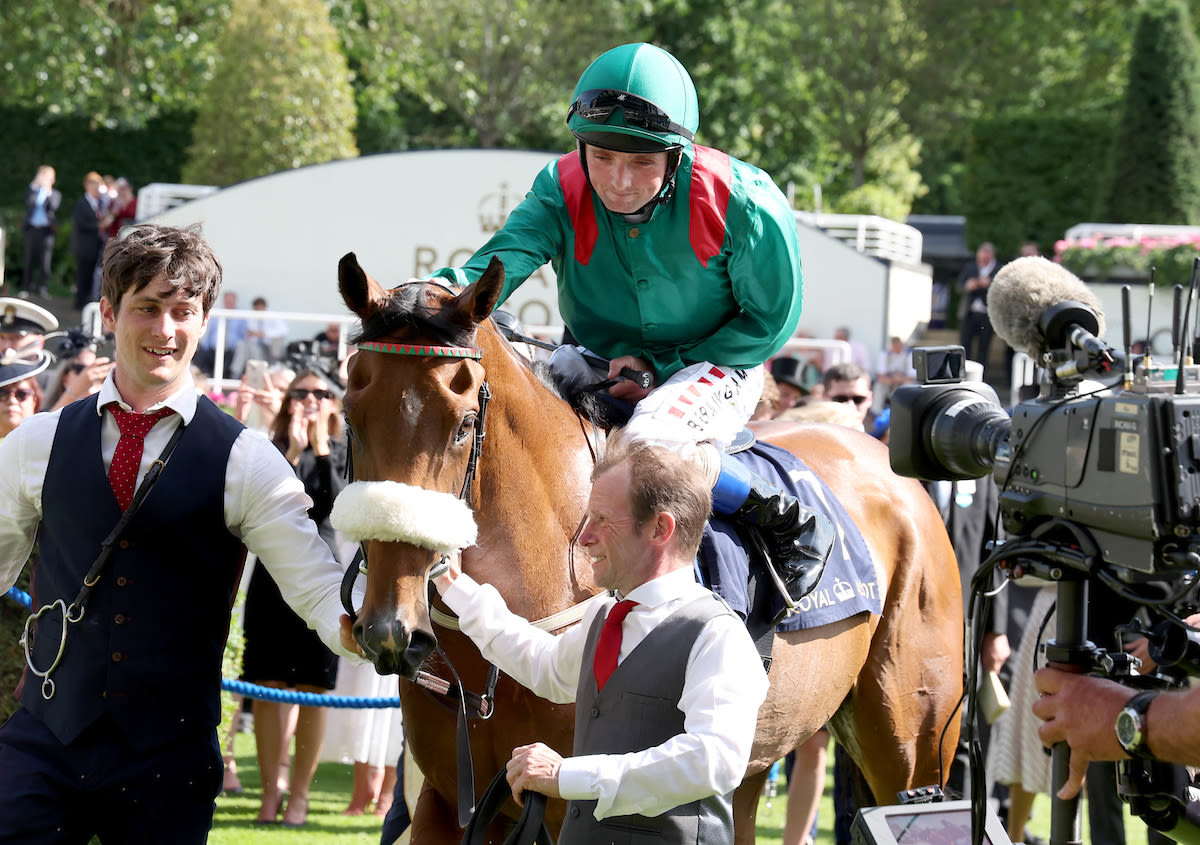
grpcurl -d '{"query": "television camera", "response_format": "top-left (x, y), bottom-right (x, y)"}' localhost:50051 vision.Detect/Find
top-left (888, 257), bottom-right (1200, 845)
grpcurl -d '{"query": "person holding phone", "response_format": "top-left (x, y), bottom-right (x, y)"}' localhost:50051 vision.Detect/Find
top-left (234, 359), bottom-right (283, 433)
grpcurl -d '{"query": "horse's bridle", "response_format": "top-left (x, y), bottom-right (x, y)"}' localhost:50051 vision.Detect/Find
top-left (339, 336), bottom-right (496, 828)
top-left (353, 343), bottom-right (492, 510)
top-left (339, 337), bottom-right (493, 689)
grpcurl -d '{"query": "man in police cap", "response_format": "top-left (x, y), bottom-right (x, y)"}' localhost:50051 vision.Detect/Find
top-left (0, 298), bottom-right (58, 357)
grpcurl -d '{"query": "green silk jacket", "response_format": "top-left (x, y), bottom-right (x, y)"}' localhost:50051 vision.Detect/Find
top-left (430, 145), bottom-right (803, 382)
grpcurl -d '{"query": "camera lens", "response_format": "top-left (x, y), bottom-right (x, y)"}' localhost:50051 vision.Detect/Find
top-left (924, 392), bottom-right (1011, 478)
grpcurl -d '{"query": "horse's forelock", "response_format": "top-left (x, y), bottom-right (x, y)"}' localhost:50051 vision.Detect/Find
top-left (351, 282), bottom-right (478, 349)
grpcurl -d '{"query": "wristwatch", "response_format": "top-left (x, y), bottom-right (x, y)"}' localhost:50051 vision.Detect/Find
top-left (1115, 690), bottom-right (1159, 759)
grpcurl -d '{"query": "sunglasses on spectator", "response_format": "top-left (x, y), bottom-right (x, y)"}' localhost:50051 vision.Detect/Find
top-left (289, 388), bottom-right (334, 401)
top-left (829, 394), bottom-right (871, 405)
top-left (67, 363), bottom-right (87, 375)
top-left (567, 89), bottom-right (695, 142)
top-left (0, 387), bottom-right (35, 402)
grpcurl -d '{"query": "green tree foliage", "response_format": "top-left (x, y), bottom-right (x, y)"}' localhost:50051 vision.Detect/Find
top-left (8, 0), bottom-right (1197, 228)
top-left (830, 133), bottom-right (927, 219)
top-left (791, 0), bottom-right (925, 189)
top-left (964, 112), bottom-right (1114, 256)
top-left (644, 0), bottom-right (825, 195)
top-left (1097, 0), bottom-right (1200, 224)
top-left (182, 0), bottom-right (358, 186)
top-left (0, 1), bottom-right (229, 127)
top-left (907, 0), bottom-right (1136, 215)
top-left (648, 0), bottom-right (927, 216)
top-left (332, 0), bottom-right (647, 151)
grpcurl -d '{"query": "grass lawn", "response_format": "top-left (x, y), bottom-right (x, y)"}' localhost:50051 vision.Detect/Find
top-left (209, 731), bottom-right (388, 844)
top-left (208, 732), bottom-right (1157, 844)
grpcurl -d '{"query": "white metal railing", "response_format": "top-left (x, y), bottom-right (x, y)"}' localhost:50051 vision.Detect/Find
top-left (1063, 223), bottom-right (1200, 243)
top-left (136, 183), bottom-right (219, 221)
top-left (795, 212), bottom-right (924, 265)
top-left (777, 337), bottom-right (851, 367)
top-left (200, 313), bottom-right (851, 390)
top-left (81, 302), bottom-right (103, 340)
top-left (206, 308), bottom-right (354, 390)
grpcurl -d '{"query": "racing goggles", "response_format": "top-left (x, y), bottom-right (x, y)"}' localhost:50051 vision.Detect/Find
top-left (567, 89), bottom-right (694, 142)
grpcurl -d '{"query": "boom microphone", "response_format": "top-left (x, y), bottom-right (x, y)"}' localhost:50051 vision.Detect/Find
top-left (988, 257), bottom-right (1107, 357)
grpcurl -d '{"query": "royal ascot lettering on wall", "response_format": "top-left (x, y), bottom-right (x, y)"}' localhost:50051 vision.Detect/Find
top-left (147, 150), bottom-right (566, 328)
top-left (410, 178), bottom-right (558, 328)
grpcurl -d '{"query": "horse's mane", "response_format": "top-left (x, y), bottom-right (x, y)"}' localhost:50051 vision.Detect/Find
top-left (531, 359), bottom-right (626, 431)
top-left (350, 282), bottom-right (477, 349)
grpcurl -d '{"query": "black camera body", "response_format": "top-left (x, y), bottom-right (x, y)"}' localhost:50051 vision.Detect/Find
top-left (890, 345), bottom-right (1200, 576)
top-left (890, 339), bottom-right (1200, 843)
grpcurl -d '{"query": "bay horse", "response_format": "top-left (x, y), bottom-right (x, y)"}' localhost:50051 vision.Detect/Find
top-left (334, 253), bottom-right (964, 844)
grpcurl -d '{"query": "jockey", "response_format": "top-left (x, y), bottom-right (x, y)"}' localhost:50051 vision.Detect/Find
top-left (427, 42), bottom-right (833, 603)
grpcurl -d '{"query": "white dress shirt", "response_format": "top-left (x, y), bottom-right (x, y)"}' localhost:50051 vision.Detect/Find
top-left (0, 371), bottom-right (361, 661)
top-left (442, 565), bottom-right (769, 820)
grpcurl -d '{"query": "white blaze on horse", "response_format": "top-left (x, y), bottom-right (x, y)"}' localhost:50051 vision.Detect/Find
top-left (331, 253), bottom-right (964, 844)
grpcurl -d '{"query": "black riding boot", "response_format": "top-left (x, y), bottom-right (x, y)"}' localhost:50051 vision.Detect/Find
top-left (714, 456), bottom-right (834, 604)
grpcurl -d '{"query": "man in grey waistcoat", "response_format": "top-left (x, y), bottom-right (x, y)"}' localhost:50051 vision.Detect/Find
top-left (432, 433), bottom-right (769, 842)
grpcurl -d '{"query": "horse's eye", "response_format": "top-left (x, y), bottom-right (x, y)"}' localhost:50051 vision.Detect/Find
top-left (454, 414), bottom-right (477, 445)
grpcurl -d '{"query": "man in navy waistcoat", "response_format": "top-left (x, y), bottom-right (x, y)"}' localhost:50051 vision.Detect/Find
top-left (0, 224), bottom-right (362, 844)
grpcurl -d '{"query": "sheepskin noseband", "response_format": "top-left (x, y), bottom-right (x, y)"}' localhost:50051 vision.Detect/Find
top-left (331, 480), bottom-right (478, 553)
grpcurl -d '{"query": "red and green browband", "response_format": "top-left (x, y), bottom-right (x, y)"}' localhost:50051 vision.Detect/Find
top-left (356, 341), bottom-right (483, 360)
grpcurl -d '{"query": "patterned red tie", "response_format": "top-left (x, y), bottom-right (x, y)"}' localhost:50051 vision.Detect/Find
top-left (593, 599), bottom-right (638, 691)
top-left (107, 404), bottom-right (174, 511)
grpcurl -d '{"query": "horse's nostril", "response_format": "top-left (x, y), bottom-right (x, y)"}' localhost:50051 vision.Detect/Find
top-left (395, 629), bottom-right (436, 679)
top-left (410, 629), bottom-right (436, 661)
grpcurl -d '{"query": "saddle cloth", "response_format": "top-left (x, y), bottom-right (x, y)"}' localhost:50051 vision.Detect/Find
top-left (699, 441), bottom-right (883, 632)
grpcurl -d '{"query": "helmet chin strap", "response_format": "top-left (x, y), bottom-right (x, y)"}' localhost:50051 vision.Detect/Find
top-left (577, 143), bottom-right (683, 222)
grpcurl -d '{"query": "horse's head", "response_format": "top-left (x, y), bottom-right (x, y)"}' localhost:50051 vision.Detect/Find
top-left (332, 252), bottom-right (504, 676)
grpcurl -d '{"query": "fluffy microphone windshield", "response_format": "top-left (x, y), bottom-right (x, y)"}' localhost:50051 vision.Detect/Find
top-left (987, 256), bottom-right (1106, 357)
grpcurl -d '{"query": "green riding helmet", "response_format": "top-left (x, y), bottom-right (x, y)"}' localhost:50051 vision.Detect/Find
top-left (566, 43), bottom-right (699, 153)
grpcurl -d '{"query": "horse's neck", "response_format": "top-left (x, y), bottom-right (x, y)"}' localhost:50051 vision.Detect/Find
top-left (483, 356), bottom-right (594, 523)
top-left (470, 348), bottom-right (597, 614)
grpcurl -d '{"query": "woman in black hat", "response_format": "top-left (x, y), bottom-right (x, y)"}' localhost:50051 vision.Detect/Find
top-left (0, 349), bottom-right (50, 439)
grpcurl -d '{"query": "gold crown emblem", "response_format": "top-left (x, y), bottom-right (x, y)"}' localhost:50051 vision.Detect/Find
top-left (478, 183), bottom-right (523, 234)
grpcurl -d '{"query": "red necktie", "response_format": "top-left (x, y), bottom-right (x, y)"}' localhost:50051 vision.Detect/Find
top-left (593, 599), bottom-right (638, 691)
top-left (108, 404), bottom-right (174, 511)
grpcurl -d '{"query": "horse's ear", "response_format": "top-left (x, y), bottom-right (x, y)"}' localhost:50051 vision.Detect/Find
top-left (338, 252), bottom-right (389, 319)
top-left (448, 256), bottom-right (506, 327)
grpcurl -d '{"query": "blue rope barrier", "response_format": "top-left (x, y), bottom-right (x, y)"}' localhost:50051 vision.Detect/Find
top-left (221, 677), bottom-right (402, 708)
top-left (5, 584), bottom-right (401, 709)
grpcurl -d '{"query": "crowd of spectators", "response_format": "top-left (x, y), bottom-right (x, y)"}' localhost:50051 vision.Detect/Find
top-left (16, 166), bottom-right (138, 309)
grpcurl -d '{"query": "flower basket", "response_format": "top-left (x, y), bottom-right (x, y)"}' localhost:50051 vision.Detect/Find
top-left (1055, 234), bottom-right (1200, 285)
